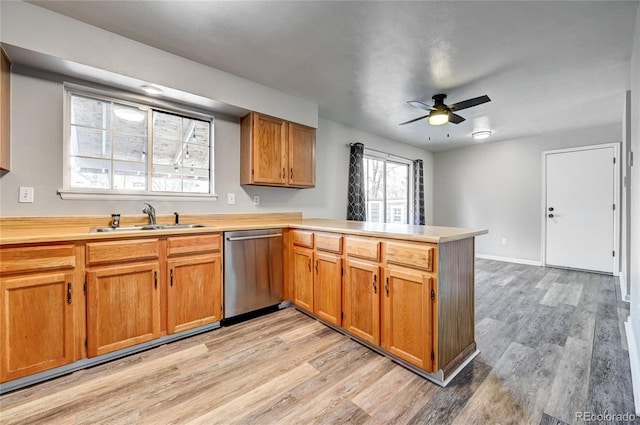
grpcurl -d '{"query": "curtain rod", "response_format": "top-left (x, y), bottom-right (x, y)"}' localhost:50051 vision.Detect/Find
top-left (347, 143), bottom-right (415, 163)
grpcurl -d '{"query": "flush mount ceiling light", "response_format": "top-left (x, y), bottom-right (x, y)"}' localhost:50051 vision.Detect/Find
top-left (472, 130), bottom-right (492, 140)
top-left (140, 85), bottom-right (163, 95)
top-left (428, 110), bottom-right (449, 126)
top-left (113, 107), bottom-right (145, 122)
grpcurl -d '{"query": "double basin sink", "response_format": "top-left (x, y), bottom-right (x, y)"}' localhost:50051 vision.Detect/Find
top-left (91, 224), bottom-right (207, 233)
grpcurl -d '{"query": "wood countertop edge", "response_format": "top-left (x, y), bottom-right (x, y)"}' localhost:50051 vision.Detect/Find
top-left (0, 218), bottom-right (488, 246)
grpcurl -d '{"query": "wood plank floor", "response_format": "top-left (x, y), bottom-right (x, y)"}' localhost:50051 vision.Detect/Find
top-left (0, 259), bottom-right (636, 424)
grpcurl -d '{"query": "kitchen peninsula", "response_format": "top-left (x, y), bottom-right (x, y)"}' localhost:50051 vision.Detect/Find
top-left (0, 213), bottom-right (486, 392)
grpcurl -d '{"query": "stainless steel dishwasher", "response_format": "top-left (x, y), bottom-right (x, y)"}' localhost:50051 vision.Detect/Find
top-left (223, 229), bottom-right (285, 322)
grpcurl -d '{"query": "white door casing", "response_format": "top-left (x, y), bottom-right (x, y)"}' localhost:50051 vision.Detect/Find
top-left (542, 143), bottom-right (619, 274)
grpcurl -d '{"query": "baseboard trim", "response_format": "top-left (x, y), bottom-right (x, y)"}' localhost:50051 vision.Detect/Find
top-left (625, 319), bottom-right (640, 414)
top-left (475, 254), bottom-right (542, 267)
top-left (620, 272), bottom-right (631, 302)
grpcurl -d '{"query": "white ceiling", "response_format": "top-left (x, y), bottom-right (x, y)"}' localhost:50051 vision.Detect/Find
top-left (28, 1), bottom-right (639, 151)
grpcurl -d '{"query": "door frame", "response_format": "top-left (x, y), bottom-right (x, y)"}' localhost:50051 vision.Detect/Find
top-left (541, 142), bottom-right (621, 275)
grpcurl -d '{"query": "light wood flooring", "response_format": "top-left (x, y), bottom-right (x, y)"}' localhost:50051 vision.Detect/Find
top-left (0, 259), bottom-right (636, 424)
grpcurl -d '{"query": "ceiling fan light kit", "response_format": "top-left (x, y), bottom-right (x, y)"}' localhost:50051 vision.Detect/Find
top-left (400, 93), bottom-right (491, 127)
top-left (472, 130), bottom-right (492, 140)
top-left (428, 110), bottom-right (449, 125)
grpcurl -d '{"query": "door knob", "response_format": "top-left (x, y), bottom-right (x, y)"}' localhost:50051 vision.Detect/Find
top-left (548, 214), bottom-right (554, 218)
top-left (548, 207), bottom-right (554, 212)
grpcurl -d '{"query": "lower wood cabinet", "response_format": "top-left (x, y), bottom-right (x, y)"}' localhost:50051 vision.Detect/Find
top-left (0, 244), bottom-right (77, 382)
top-left (313, 251), bottom-right (342, 326)
top-left (382, 267), bottom-right (435, 372)
top-left (86, 262), bottom-right (161, 357)
top-left (292, 245), bottom-right (314, 311)
top-left (1, 271), bottom-right (75, 381)
top-left (167, 252), bottom-right (222, 334)
top-left (343, 258), bottom-right (380, 345)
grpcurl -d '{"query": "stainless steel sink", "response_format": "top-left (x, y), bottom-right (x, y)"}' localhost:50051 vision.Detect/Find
top-left (91, 224), bottom-right (207, 233)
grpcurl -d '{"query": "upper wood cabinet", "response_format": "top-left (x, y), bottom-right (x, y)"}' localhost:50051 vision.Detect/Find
top-left (1, 48), bottom-right (11, 172)
top-left (240, 112), bottom-right (316, 188)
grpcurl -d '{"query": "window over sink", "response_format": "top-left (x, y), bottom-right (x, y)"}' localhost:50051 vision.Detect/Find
top-left (60, 84), bottom-right (215, 200)
top-left (364, 152), bottom-right (412, 224)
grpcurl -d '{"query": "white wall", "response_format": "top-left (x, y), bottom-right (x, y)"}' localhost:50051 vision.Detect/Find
top-left (0, 69), bottom-right (433, 220)
top-left (0, 1), bottom-right (317, 128)
top-left (627, 3), bottom-right (640, 415)
top-left (433, 123), bottom-right (622, 263)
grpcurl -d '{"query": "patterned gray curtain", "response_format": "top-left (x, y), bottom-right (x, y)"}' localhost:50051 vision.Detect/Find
top-left (413, 159), bottom-right (425, 225)
top-left (347, 143), bottom-right (366, 221)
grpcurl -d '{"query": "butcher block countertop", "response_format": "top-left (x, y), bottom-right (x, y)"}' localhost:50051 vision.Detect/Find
top-left (0, 213), bottom-right (487, 246)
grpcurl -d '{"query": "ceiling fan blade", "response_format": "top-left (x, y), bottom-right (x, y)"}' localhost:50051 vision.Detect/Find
top-left (407, 100), bottom-right (435, 111)
top-left (448, 112), bottom-right (466, 124)
top-left (399, 114), bottom-right (430, 125)
top-left (449, 95), bottom-right (491, 112)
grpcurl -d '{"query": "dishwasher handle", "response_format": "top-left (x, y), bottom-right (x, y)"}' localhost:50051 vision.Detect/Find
top-left (226, 233), bottom-right (283, 242)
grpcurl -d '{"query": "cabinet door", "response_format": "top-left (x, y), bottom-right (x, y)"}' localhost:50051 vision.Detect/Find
top-left (86, 262), bottom-right (161, 357)
top-left (381, 267), bottom-right (435, 372)
top-left (292, 246), bottom-right (314, 312)
top-left (343, 259), bottom-right (380, 345)
top-left (313, 252), bottom-right (342, 326)
top-left (288, 122), bottom-right (315, 187)
top-left (1, 272), bottom-right (74, 382)
top-left (251, 113), bottom-right (288, 185)
top-left (167, 253), bottom-right (222, 334)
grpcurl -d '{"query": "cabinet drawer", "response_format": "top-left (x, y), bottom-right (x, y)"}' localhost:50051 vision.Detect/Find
top-left (315, 233), bottom-right (342, 254)
top-left (0, 244), bottom-right (76, 274)
top-left (86, 239), bottom-right (159, 265)
top-left (345, 237), bottom-right (380, 261)
top-left (385, 241), bottom-right (435, 271)
top-left (167, 234), bottom-right (221, 257)
top-left (292, 230), bottom-right (314, 248)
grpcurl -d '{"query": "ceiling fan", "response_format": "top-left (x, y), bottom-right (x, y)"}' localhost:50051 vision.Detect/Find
top-left (400, 94), bottom-right (491, 126)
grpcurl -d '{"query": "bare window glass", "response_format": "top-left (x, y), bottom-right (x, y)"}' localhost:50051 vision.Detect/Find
top-left (66, 90), bottom-right (213, 196)
top-left (364, 155), bottom-right (411, 224)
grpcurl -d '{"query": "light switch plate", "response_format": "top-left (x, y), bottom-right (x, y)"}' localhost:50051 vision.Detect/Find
top-left (227, 193), bottom-right (236, 205)
top-left (19, 187), bottom-right (34, 203)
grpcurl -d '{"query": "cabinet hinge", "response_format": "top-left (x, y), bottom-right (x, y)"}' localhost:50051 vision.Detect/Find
top-left (613, 157), bottom-right (616, 164)
top-left (251, 169), bottom-right (254, 176)
top-left (431, 350), bottom-right (435, 361)
top-left (342, 268), bottom-right (345, 276)
top-left (341, 311), bottom-right (344, 320)
top-left (84, 281), bottom-right (87, 293)
top-left (613, 204), bottom-right (616, 211)
top-left (431, 288), bottom-right (435, 301)
top-left (613, 250), bottom-right (616, 257)
top-left (85, 339), bottom-right (88, 350)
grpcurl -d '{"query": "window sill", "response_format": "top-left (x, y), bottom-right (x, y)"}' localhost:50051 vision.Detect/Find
top-left (57, 189), bottom-right (219, 202)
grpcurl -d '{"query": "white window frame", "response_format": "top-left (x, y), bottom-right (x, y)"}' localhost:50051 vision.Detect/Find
top-left (59, 83), bottom-right (217, 201)
top-left (363, 149), bottom-right (414, 224)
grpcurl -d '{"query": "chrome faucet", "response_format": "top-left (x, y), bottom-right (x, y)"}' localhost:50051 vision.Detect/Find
top-left (142, 203), bottom-right (156, 225)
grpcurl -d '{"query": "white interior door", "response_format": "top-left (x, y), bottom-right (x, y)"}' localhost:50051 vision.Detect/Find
top-left (545, 146), bottom-right (616, 273)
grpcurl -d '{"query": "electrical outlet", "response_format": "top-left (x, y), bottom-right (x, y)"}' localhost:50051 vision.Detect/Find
top-left (19, 187), bottom-right (34, 203)
top-left (501, 238), bottom-right (507, 245)
top-left (253, 195), bottom-right (260, 206)
top-left (227, 193), bottom-right (236, 205)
